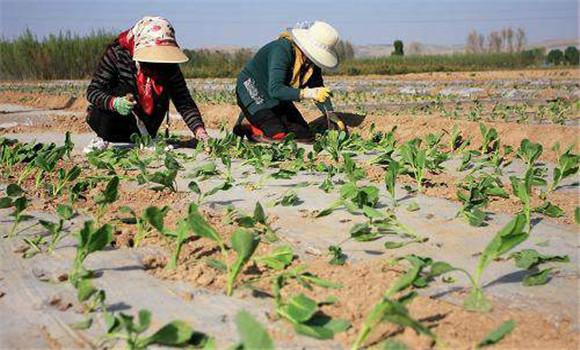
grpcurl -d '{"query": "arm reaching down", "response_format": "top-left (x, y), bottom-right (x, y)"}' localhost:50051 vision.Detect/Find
top-left (167, 66), bottom-right (207, 139)
top-left (86, 45), bottom-right (119, 111)
top-left (267, 45), bottom-right (301, 101)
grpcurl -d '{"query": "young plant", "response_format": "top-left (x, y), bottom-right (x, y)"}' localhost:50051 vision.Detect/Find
top-left (384, 160), bottom-right (400, 206)
top-left (399, 140), bottom-right (427, 191)
top-left (516, 139), bottom-right (543, 171)
top-left (187, 203), bottom-right (259, 295)
top-left (70, 220), bottom-right (113, 285)
top-left (510, 248), bottom-right (569, 286)
top-left (226, 228), bottom-right (260, 296)
top-left (119, 205), bottom-right (169, 247)
top-left (273, 190), bottom-right (300, 207)
top-left (39, 203), bottom-right (74, 253)
top-left (254, 245), bottom-right (294, 270)
top-left (276, 293), bottom-right (350, 340)
top-left (548, 144), bottom-right (579, 192)
top-left (317, 183), bottom-right (380, 217)
top-left (427, 214), bottom-right (528, 312)
top-left (50, 165), bottom-right (82, 197)
top-left (94, 176), bottom-right (120, 224)
top-left (456, 174), bottom-right (509, 227)
top-left (328, 245), bottom-right (347, 265)
top-left (234, 310), bottom-right (274, 350)
top-left (351, 255), bottom-right (436, 349)
top-left (104, 309), bottom-right (210, 350)
top-left (479, 123), bottom-right (499, 154)
top-left (1, 184), bottom-right (33, 237)
top-left (188, 178), bottom-right (233, 205)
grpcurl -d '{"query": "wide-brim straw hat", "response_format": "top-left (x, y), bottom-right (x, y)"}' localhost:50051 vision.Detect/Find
top-left (291, 21), bottom-right (340, 70)
top-left (134, 45), bottom-right (188, 64)
top-left (131, 16), bottom-right (189, 64)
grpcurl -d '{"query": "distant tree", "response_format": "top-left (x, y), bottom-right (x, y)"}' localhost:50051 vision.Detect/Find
top-left (335, 39), bottom-right (355, 61)
top-left (515, 28), bottom-right (527, 52)
top-left (487, 31), bottom-right (503, 53)
top-left (392, 40), bottom-right (404, 56)
top-left (506, 27), bottom-right (514, 52)
top-left (407, 42), bottom-right (424, 56)
top-left (466, 30), bottom-right (485, 53)
top-left (547, 49), bottom-right (564, 65)
top-left (564, 46), bottom-right (579, 65)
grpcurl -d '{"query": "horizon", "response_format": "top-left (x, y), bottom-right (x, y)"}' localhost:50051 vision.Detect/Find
top-left (1, 0), bottom-right (578, 49)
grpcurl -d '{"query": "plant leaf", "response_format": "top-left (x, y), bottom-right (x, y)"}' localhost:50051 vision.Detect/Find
top-left (6, 183), bottom-right (24, 197)
top-left (523, 268), bottom-right (553, 286)
top-left (141, 320), bottom-right (195, 347)
top-left (235, 310), bottom-right (274, 350)
top-left (254, 245), bottom-right (294, 270)
top-left (186, 203), bottom-right (222, 244)
top-left (477, 320), bottom-right (515, 347)
top-left (278, 293), bottom-right (318, 324)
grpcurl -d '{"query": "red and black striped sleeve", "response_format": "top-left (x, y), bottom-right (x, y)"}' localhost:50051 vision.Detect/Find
top-left (167, 67), bottom-right (205, 132)
top-left (86, 44), bottom-right (118, 111)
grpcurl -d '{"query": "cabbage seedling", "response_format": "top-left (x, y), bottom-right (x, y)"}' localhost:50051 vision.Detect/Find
top-left (119, 205), bottom-right (169, 247)
top-left (254, 245), bottom-right (294, 270)
top-left (234, 310), bottom-right (274, 350)
top-left (1, 184), bottom-right (33, 237)
top-left (352, 256), bottom-right (436, 349)
top-left (94, 176), bottom-right (120, 224)
top-left (516, 139), bottom-right (543, 171)
top-left (276, 293), bottom-right (350, 340)
top-left (548, 144), bottom-right (579, 193)
top-left (427, 214), bottom-right (528, 312)
top-left (399, 140), bottom-right (427, 191)
top-left (384, 160), bottom-right (400, 206)
top-left (70, 220), bottom-right (113, 286)
top-left (226, 229), bottom-right (259, 296)
top-left (40, 204), bottom-right (74, 253)
top-left (105, 309), bottom-right (210, 349)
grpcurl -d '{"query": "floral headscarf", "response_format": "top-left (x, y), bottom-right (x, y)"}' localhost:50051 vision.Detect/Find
top-left (118, 16), bottom-right (177, 115)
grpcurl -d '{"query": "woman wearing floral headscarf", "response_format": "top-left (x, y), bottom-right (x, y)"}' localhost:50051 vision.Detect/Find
top-left (85, 16), bottom-right (208, 152)
top-left (234, 21), bottom-right (341, 143)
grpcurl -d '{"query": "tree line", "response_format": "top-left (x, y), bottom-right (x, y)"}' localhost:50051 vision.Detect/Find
top-left (0, 29), bottom-right (576, 80)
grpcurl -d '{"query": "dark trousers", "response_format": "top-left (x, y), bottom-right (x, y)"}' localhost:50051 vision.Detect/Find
top-left (236, 96), bottom-right (311, 139)
top-left (86, 108), bottom-right (145, 143)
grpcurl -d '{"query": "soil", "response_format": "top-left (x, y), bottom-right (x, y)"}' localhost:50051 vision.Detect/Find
top-left (1, 69), bottom-right (578, 349)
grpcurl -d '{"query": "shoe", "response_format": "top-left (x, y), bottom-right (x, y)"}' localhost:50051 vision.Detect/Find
top-left (83, 137), bottom-right (109, 154)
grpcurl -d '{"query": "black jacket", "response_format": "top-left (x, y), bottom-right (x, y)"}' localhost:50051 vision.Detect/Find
top-left (86, 40), bottom-right (204, 134)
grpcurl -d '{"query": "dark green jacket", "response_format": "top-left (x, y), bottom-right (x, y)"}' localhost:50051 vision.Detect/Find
top-left (236, 38), bottom-right (323, 115)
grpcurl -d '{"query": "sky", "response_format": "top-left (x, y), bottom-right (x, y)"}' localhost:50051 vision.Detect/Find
top-left (1, 0), bottom-right (578, 48)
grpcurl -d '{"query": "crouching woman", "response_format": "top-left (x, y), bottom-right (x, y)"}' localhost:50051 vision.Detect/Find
top-left (84, 16), bottom-right (208, 152)
top-left (235, 21), bottom-right (341, 143)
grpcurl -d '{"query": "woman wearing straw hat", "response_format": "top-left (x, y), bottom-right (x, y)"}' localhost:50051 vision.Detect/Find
top-left (84, 16), bottom-right (208, 152)
top-left (234, 21), bottom-right (341, 143)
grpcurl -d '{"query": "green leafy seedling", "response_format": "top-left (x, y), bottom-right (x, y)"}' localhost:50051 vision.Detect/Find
top-left (105, 309), bottom-right (209, 349)
top-left (548, 144), bottom-right (578, 192)
top-left (516, 139), bottom-right (543, 171)
top-left (234, 310), bottom-right (275, 350)
top-left (254, 245), bottom-right (294, 270)
top-left (277, 293), bottom-right (350, 340)
top-left (94, 176), bottom-right (120, 224)
top-left (227, 229), bottom-right (260, 296)
top-left (477, 320), bottom-right (515, 348)
top-left (384, 160), bottom-right (400, 206)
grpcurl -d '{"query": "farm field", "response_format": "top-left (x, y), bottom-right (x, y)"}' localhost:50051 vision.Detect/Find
top-left (0, 68), bottom-right (579, 349)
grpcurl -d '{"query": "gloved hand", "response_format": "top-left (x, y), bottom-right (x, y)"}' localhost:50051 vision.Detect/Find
top-left (194, 127), bottom-right (209, 141)
top-left (113, 96), bottom-right (136, 116)
top-left (301, 87), bottom-right (331, 103)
